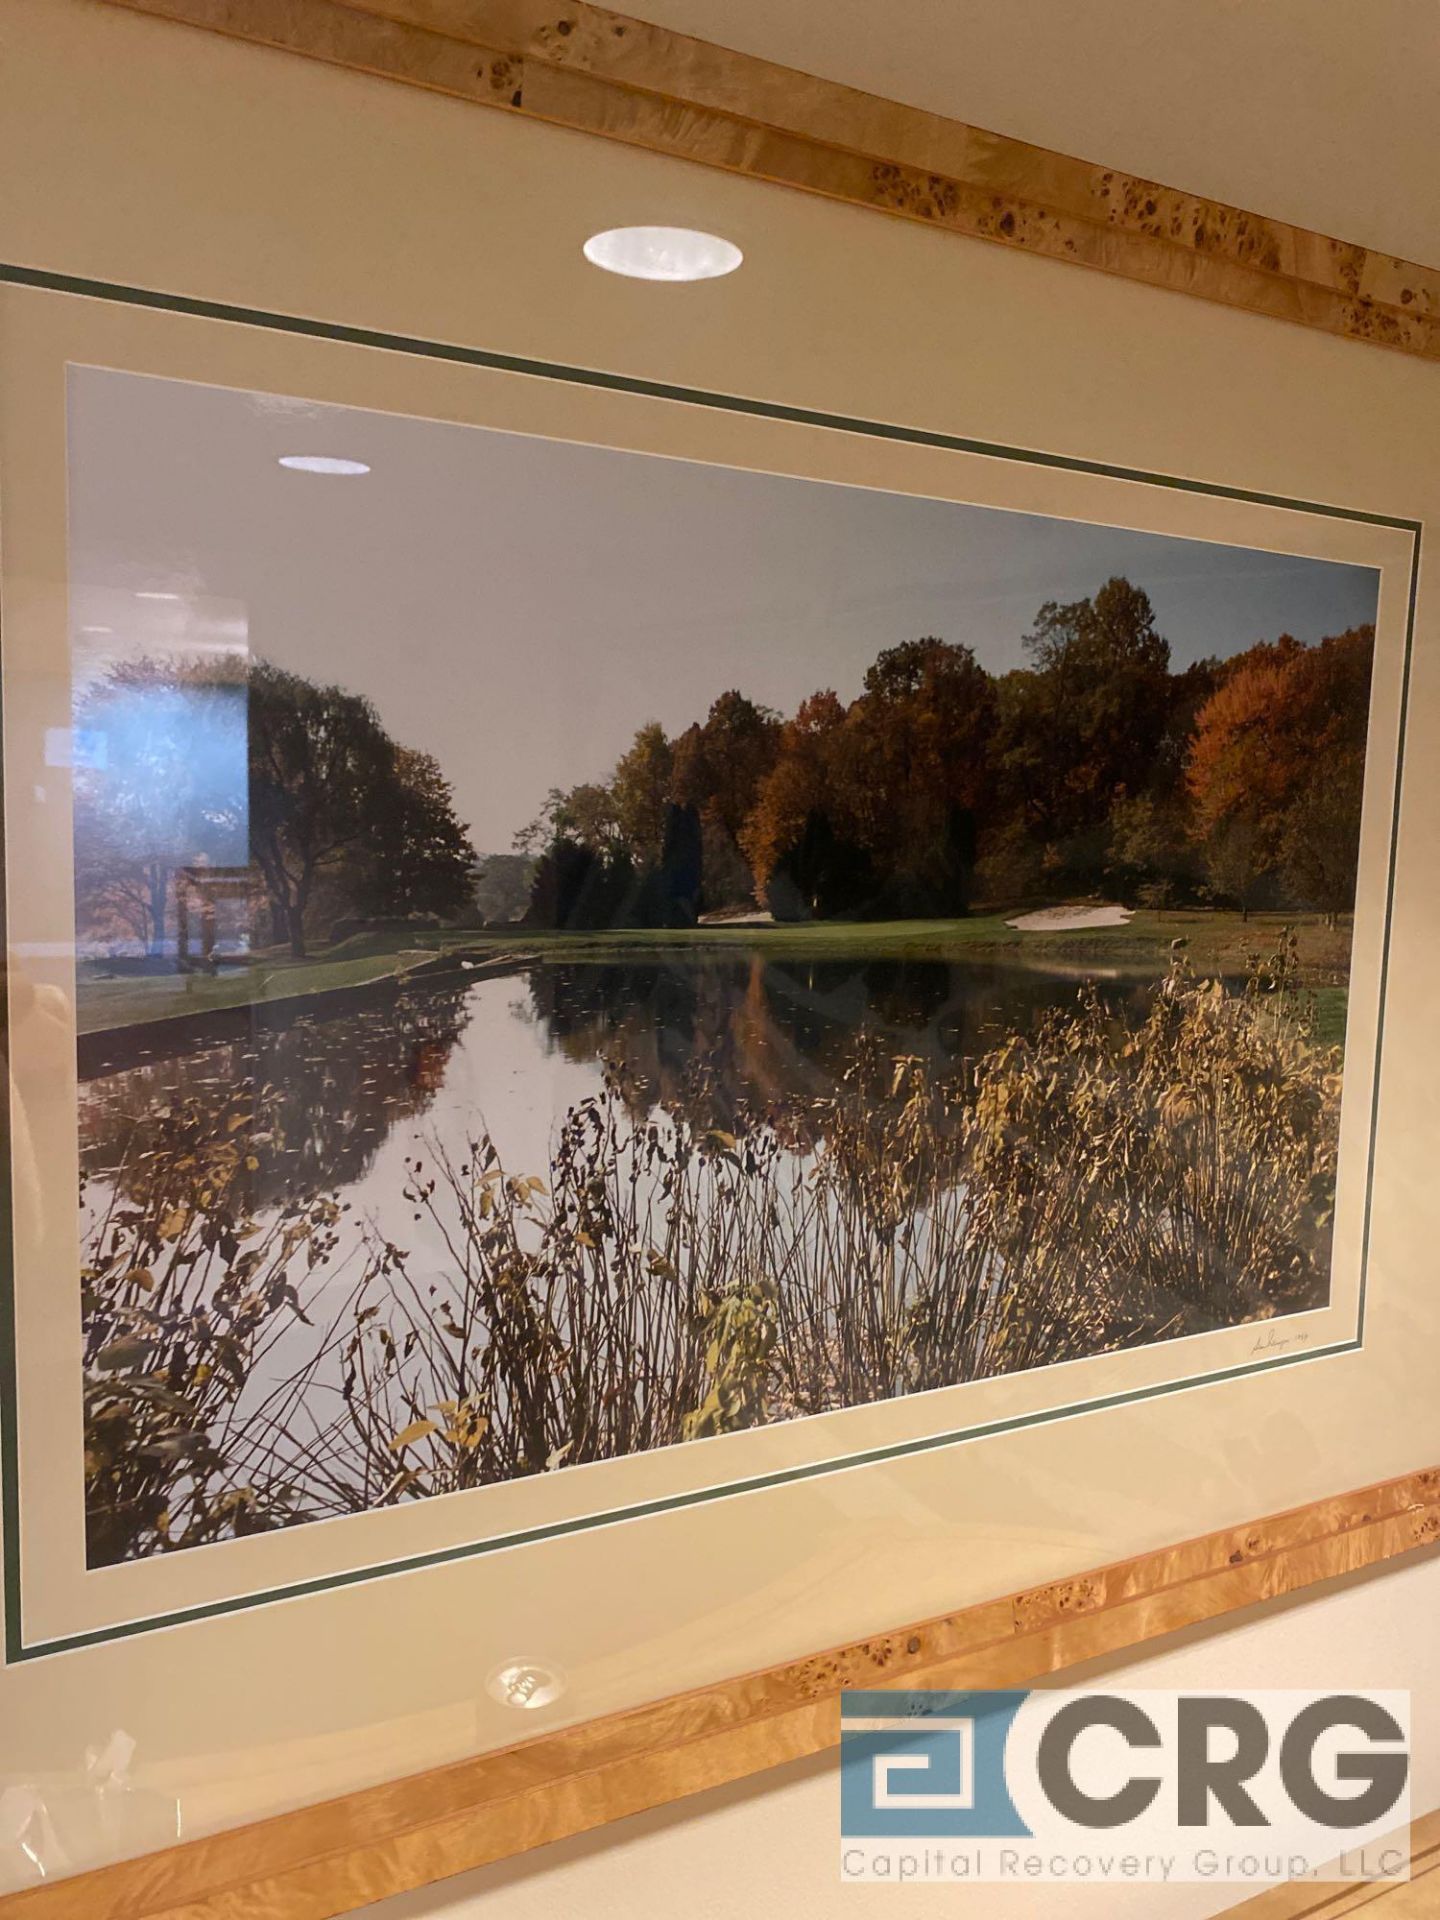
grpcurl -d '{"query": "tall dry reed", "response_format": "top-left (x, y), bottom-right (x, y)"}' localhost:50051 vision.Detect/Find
top-left (81, 942), bottom-right (1340, 1558)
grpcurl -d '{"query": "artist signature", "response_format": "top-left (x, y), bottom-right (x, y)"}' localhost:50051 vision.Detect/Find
top-left (1251, 1326), bottom-right (1312, 1356)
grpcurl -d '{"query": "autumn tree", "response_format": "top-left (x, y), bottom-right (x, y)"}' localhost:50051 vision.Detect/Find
top-left (510, 586), bottom-right (1371, 933)
top-left (670, 691), bottom-right (780, 910)
top-left (740, 691), bottom-right (848, 911)
top-left (1185, 626), bottom-right (1373, 916)
top-left (670, 691), bottom-right (780, 839)
top-left (1184, 640), bottom-right (1300, 852)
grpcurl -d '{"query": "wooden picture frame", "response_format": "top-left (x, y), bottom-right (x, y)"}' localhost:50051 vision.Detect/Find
top-left (2, 1471), bottom-right (1436, 1919)
top-left (0, 236), bottom-right (1433, 1913)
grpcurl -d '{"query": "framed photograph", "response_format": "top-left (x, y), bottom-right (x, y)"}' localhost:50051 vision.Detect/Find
top-left (0, 269), bottom-right (1429, 1897)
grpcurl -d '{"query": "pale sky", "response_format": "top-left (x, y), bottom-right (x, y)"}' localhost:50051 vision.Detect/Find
top-left (68, 367), bottom-right (1380, 856)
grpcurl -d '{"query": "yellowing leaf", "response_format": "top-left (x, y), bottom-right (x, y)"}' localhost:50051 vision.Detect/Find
top-left (389, 1418), bottom-right (437, 1451)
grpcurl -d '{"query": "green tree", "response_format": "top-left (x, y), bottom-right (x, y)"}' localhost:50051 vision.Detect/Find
top-left (353, 747), bottom-right (476, 922)
top-left (248, 665), bottom-right (400, 957)
top-left (611, 722), bottom-right (674, 863)
top-left (1279, 757), bottom-right (1365, 924)
top-left (1202, 815), bottom-right (1265, 919)
top-left (248, 663), bottom-right (476, 957)
top-left (1105, 792), bottom-right (1195, 906)
top-left (1007, 577), bottom-right (1172, 843)
top-left (835, 638), bottom-right (996, 914)
top-left (514, 782), bottom-right (619, 859)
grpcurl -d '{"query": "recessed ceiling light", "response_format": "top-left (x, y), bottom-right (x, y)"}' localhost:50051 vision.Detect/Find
top-left (277, 455), bottom-right (371, 476)
top-left (582, 226), bottom-right (742, 283)
top-left (135, 591), bottom-right (182, 601)
top-left (79, 624), bottom-right (114, 635)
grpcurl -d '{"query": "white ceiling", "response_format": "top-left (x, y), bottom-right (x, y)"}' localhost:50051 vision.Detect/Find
top-left (633, 0), bottom-right (1440, 264)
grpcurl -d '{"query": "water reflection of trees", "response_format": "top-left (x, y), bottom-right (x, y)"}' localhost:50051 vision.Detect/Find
top-left (523, 953), bottom-right (1142, 1134)
top-left (80, 983), bottom-right (474, 1209)
top-left (78, 960), bottom-right (1153, 1221)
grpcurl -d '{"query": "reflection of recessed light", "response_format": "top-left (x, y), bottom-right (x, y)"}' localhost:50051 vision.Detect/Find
top-left (79, 624), bottom-right (114, 635)
top-left (277, 455), bottom-right (371, 476)
top-left (582, 226), bottom-right (743, 282)
top-left (485, 1659), bottom-right (565, 1710)
top-left (135, 591), bottom-right (182, 601)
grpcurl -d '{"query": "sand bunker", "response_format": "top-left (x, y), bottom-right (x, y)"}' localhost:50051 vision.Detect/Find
top-left (1006, 903), bottom-right (1134, 933)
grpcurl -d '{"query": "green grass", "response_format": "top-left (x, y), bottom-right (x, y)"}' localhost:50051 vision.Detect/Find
top-left (514, 910), bottom-right (1351, 967)
top-left (1309, 985), bottom-right (1350, 1051)
top-left (479, 908), bottom-right (1354, 977)
top-left (76, 907), bottom-right (1353, 1036)
top-left (76, 947), bottom-right (448, 1035)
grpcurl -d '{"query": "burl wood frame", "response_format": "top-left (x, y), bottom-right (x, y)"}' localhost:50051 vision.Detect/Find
top-left (100, 0), bottom-right (1440, 361)
top-left (7, 6), bottom-right (1436, 1912)
top-left (1, 1470), bottom-right (1436, 1917)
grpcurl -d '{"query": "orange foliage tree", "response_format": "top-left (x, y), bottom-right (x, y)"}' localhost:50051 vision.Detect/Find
top-left (740, 690), bottom-right (847, 902)
top-left (1186, 627), bottom-right (1373, 917)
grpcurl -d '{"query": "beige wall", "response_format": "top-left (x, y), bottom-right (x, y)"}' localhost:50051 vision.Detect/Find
top-left (3, 2), bottom-right (1439, 1915)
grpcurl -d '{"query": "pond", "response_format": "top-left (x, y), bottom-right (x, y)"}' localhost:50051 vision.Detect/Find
top-left (79, 946), bottom-right (1167, 1230)
top-left (78, 946), bottom-right (1177, 1380)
